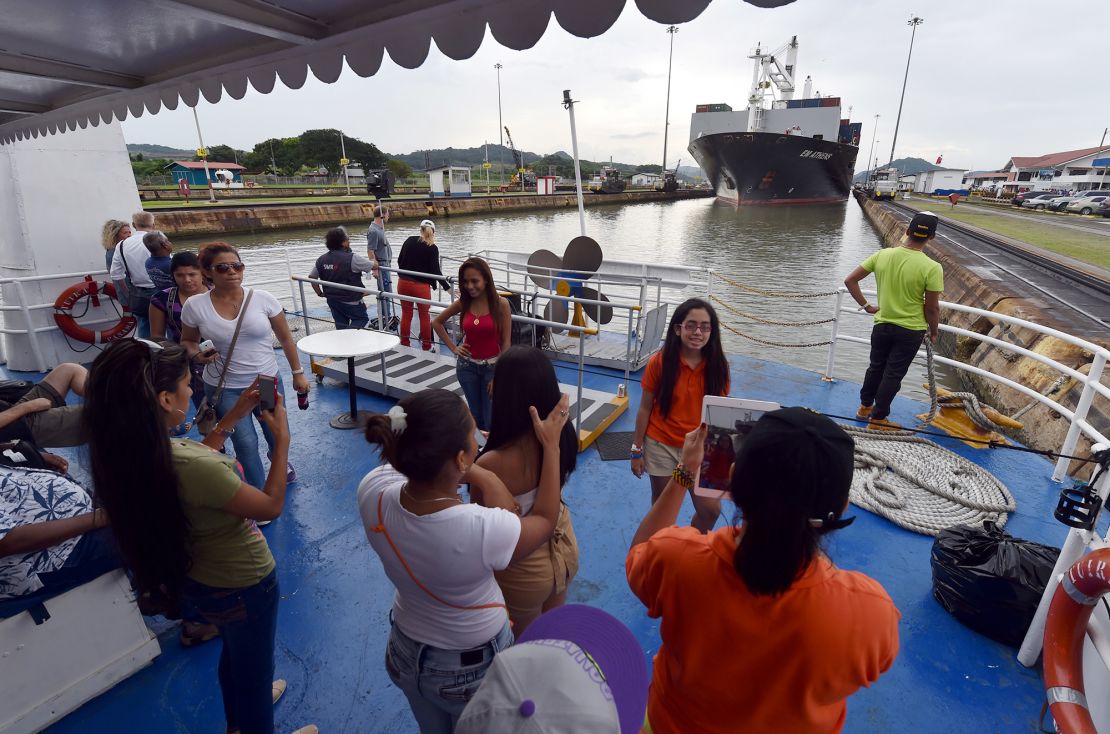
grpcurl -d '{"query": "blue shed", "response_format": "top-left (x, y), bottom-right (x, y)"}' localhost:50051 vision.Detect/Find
top-left (164, 160), bottom-right (245, 186)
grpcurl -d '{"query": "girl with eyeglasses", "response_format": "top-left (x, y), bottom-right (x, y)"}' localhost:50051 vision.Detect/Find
top-left (83, 339), bottom-right (316, 734)
top-left (631, 297), bottom-right (730, 533)
top-left (181, 243), bottom-right (310, 491)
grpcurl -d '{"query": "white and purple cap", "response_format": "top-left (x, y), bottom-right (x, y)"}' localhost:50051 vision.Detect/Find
top-left (455, 605), bottom-right (648, 733)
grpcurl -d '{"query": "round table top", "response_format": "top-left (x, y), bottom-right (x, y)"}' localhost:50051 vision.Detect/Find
top-left (297, 330), bottom-right (400, 359)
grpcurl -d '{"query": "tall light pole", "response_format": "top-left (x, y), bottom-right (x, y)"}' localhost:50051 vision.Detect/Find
top-left (191, 106), bottom-right (216, 203)
top-left (338, 130), bottom-right (351, 195)
top-left (866, 114), bottom-right (880, 182)
top-left (661, 25), bottom-right (678, 178)
top-left (889, 15), bottom-right (923, 167)
top-left (562, 90), bottom-right (587, 237)
top-left (495, 63), bottom-right (504, 188)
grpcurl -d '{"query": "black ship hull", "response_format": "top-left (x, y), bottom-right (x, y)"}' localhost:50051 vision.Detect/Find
top-left (688, 131), bottom-right (857, 205)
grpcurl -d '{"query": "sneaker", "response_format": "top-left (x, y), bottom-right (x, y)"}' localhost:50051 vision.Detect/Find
top-left (180, 621), bottom-right (219, 647)
top-left (286, 462), bottom-right (298, 483)
top-left (856, 404), bottom-right (873, 420)
top-left (868, 417), bottom-right (902, 431)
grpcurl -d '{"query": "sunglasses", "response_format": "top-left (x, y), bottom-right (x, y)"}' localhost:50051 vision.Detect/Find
top-left (212, 262), bottom-right (245, 274)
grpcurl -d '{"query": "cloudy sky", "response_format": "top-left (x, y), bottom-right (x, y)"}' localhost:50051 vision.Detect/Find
top-left (121, 1), bottom-right (1110, 174)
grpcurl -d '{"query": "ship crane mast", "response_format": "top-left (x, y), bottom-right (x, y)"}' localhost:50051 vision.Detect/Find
top-left (746, 36), bottom-right (799, 134)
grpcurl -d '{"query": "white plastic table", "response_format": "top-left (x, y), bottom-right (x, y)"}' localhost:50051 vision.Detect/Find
top-left (297, 330), bottom-right (400, 429)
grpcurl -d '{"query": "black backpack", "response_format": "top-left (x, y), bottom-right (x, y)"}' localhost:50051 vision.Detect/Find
top-left (0, 439), bottom-right (48, 470)
top-left (0, 379), bottom-right (33, 404)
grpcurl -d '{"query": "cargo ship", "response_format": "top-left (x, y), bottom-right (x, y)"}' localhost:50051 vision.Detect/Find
top-left (687, 37), bottom-right (861, 205)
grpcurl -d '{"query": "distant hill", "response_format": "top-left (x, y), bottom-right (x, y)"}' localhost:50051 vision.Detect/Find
top-left (387, 144), bottom-right (544, 171)
top-left (854, 157), bottom-right (942, 183)
top-left (127, 143), bottom-right (193, 158)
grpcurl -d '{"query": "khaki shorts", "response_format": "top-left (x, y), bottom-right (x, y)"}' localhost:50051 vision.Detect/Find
top-left (495, 503), bottom-right (579, 631)
top-left (643, 435), bottom-right (681, 477)
top-left (19, 383), bottom-right (85, 448)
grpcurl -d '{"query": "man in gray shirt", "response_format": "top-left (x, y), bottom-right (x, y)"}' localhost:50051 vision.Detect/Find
top-left (366, 206), bottom-right (395, 329)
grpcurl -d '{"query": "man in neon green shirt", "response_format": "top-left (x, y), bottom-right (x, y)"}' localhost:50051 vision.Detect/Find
top-left (843, 211), bottom-right (944, 429)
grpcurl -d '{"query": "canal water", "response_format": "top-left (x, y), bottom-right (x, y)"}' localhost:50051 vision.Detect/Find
top-left (178, 198), bottom-right (942, 402)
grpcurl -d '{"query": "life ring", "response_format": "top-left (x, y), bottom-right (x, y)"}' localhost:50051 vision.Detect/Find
top-left (1044, 548), bottom-right (1110, 734)
top-left (53, 275), bottom-right (137, 344)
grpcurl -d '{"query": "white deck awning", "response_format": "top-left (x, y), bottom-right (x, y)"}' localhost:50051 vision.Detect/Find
top-left (0, 0), bottom-right (790, 144)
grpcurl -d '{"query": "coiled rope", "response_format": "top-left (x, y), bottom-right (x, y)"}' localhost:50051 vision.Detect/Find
top-left (845, 424), bottom-right (1017, 536)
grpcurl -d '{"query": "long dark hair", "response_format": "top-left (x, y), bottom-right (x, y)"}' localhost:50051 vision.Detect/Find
top-left (365, 389), bottom-right (472, 481)
top-left (729, 409), bottom-right (854, 596)
top-left (458, 257), bottom-right (505, 344)
top-left (83, 339), bottom-right (192, 603)
top-left (482, 346), bottom-right (576, 485)
top-left (657, 298), bottom-right (729, 418)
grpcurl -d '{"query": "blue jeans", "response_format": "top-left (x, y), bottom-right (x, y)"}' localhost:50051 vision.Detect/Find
top-left (385, 619), bottom-right (513, 733)
top-left (326, 298), bottom-right (369, 330)
top-left (205, 377), bottom-right (285, 489)
top-left (376, 268), bottom-right (394, 321)
top-left (182, 571), bottom-right (279, 734)
top-left (456, 357), bottom-right (495, 431)
top-left (860, 323), bottom-right (926, 420)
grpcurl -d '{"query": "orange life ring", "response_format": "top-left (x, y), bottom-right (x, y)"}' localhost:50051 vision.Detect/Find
top-left (53, 275), bottom-right (137, 344)
top-left (1044, 547), bottom-right (1110, 734)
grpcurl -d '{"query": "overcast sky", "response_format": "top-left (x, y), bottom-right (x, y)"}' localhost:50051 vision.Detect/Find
top-left (121, 0), bottom-right (1110, 174)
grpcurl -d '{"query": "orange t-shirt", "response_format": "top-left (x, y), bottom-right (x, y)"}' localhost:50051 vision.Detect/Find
top-left (626, 526), bottom-right (900, 734)
top-left (642, 352), bottom-right (729, 448)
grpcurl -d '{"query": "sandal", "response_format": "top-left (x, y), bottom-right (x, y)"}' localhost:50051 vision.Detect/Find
top-left (292, 727), bottom-right (318, 734)
top-left (179, 621), bottom-right (219, 647)
top-left (272, 679), bottom-right (287, 705)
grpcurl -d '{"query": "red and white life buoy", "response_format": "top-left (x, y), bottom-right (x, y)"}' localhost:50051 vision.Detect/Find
top-left (1044, 548), bottom-right (1110, 734)
top-left (53, 275), bottom-right (137, 344)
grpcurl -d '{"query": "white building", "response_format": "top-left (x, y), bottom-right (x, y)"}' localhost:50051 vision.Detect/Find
top-left (1000, 146), bottom-right (1110, 194)
top-left (913, 169), bottom-right (969, 194)
top-left (631, 172), bottom-right (661, 187)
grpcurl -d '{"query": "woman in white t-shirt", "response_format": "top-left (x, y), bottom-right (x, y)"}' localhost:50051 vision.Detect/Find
top-left (180, 243), bottom-right (310, 491)
top-left (358, 388), bottom-right (569, 734)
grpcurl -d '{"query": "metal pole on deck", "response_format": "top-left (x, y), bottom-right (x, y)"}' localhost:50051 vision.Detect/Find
top-left (495, 64), bottom-right (504, 189)
top-left (191, 106), bottom-right (217, 203)
top-left (563, 90), bottom-right (587, 237)
top-left (888, 16), bottom-right (923, 167)
top-left (339, 131), bottom-right (351, 196)
top-left (1052, 353), bottom-right (1106, 482)
top-left (661, 26), bottom-right (678, 179)
top-left (824, 290), bottom-right (845, 380)
top-left (576, 328), bottom-right (586, 437)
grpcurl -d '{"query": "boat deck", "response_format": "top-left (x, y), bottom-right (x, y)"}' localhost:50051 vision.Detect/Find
top-left (31, 351), bottom-right (1068, 734)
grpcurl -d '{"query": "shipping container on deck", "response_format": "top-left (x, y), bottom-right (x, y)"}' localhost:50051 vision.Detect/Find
top-left (786, 100), bottom-right (803, 109)
top-left (695, 104), bottom-right (710, 113)
top-left (849, 122), bottom-right (862, 145)
top-left (802, 99), bottom-right (819, 108)
top-left (708, 103), bottom-right (732, 112)
top-left (821, 97), bottom-right (840, 107)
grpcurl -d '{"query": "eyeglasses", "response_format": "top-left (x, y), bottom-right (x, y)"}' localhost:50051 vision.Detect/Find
top-left (682, 322), bottom-right (713, 333)
top-left (212, 262), bottom-right (245, 274)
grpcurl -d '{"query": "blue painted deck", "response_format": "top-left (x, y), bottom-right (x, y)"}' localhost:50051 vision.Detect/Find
top-left (36, 350), bottom-right (1065, 734)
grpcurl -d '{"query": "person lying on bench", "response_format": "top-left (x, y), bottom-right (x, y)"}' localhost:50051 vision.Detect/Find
top-left (0, 363), bottom-right (88, 449)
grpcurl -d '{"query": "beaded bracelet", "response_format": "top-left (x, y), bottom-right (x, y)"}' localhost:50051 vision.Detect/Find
top-left (671, 464), bottom-right (694, 489)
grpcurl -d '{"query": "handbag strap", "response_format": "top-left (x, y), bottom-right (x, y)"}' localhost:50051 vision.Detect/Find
top-left (210, 288), bottom-right (253, 404)
top-left (369, 490), bottom-right (507, 614)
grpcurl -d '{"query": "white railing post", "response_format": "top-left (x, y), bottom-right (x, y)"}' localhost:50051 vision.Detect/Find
top-left (1053, 352), bottom-right (1106, 482)
top-left (824, 289), bottom-right (846, 381)
top-left (297, 280), bottom-right (311, 336)
top-left (284, 247), bottom-right (298, 311)
top-left (12, 280), bottom-right (48, 372)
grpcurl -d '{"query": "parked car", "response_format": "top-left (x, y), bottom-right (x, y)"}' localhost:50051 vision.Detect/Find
top-left (1065, 195), bottom-right (1110, 215)
top-left (1045, 196), bottom-right (1080, 212)
top-left (1011, 190), bottom-right (1039, 206)
top-left (1098, 200), bottom-right (1110, 218)
top-left (1016, 192), bottom-right (1061, 209)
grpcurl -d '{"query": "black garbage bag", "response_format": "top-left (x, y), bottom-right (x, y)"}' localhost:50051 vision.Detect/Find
top-left (930, 521), bottom-right (1060, 647)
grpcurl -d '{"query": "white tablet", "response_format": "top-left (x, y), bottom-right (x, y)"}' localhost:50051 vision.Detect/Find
top-left (693, 395), bottom-right (781, 499)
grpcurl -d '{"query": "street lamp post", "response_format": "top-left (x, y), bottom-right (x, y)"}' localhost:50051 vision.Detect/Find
top-left (888, 16), bottom-right (923, 167)
top-left (495, 63), bottom-right (504, 189)
top-left (562, 90), bottom-right (587, 237)
top-left (866, 114), bottom-right (880, 183)
top-left (661, 25), bottom-right (678, 178)
top-left (338, 130), bottom-right (351, 195)
top-left (191, 106), bottom-right (217, 203)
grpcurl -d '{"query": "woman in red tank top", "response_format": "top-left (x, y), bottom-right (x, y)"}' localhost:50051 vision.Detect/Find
top-left (433, 257), bottom-right (511, 431)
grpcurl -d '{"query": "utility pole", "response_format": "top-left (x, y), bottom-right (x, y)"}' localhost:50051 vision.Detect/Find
top-left (661, 25), bottom-right (678, 177)
top-left (338, 130), bottom-right (350, 195)
top-left (495, 63), bottom-right (504, 189)
top-left (191, 106), bottom-right (216, 203)
top-left (562, 90), bottom-right (587, 237)
top-left (889, 15), bottom-right (924, 167)
top-left (1101, 127), bottom-right (1108, 147)
top-left (268, 139), bottom-right (277, 174)
top-left (866, 114), bottom-right (880, 183)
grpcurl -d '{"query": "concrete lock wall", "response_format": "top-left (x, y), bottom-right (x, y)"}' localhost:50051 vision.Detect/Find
top-left (0, 121), bottom-right (141, 371)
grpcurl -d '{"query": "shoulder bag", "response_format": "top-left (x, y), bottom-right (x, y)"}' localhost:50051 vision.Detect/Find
top-left (195, 289), bottom-right (254, 436)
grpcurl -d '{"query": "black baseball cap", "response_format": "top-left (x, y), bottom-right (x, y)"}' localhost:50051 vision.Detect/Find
top-left (908, 211), bottom-right (939, 239)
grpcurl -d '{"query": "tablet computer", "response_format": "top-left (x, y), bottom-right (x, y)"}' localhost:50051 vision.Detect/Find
top-left (694, 395), bottom-right (781, 499)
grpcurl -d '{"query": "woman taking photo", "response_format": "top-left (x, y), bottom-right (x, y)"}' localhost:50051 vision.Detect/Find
top-left (631, 297), bottom-right (730, 532)
top-left (358, 388), bottom-right (568, 733)
top-left (150, 251), bottom-right (209, 412)
top-left (396, 219), bottom-right (451, 351)
top-left (84, 339), bottom-right (315, 734)
top-left (431, 257), bottom-right (511, 431)
top-left (471, 346), bottom-right (579, 634)
top-left (181, 243), bottom-right (310, 489)
top-left (627, 408), bottom-right (899, 734)
top-left (101, 219), bottom-right (131, 273)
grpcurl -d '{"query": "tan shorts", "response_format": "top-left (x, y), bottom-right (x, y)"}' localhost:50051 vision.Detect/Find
top-left (643, 435), bottom-right (681, 477)
top-left (495, 503), bottom-right (579, 631)
top-left (19, 383), bottom-right (85, 448)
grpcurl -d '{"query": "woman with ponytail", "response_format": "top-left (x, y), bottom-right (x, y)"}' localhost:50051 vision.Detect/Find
top-left (84, 339), bottom-right (314, 734)
top-left (626, 408), bottom-right (900, 734)
top-left (357, 388), bottom-right (569, 733)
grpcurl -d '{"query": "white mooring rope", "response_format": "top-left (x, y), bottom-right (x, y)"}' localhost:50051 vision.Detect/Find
top-left (845, 425), bottom-right (1017, 536)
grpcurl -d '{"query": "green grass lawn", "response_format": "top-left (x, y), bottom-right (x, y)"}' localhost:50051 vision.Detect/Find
top-left (901, 199), bottom-right (1110, 270)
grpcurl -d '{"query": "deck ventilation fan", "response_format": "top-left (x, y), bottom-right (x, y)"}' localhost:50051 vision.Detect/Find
top-left (526, 236), bottom-right (614, 335)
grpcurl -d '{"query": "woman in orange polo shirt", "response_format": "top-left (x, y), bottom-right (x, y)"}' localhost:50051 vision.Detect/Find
top-left (626, 408), bottom-right (900, 734)
top-left (631, 298), bottom-right (729, 532)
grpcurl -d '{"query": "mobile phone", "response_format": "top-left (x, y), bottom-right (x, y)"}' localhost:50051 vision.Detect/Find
top-left (694, 396), bottom-right (781, 499)
top-left (198, 339), bottom-right (217, 357)
top-left (258, 375), bottom-right (277, 412)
